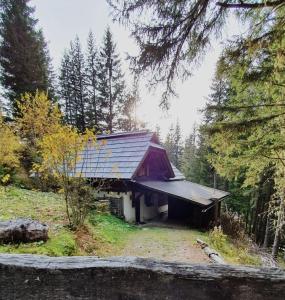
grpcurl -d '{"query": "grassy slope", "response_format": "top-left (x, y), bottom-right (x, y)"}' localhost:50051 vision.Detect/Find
top-left (198, 232), bottom-right (261, 266)
top-left (0, 186), bottom-right (261, 265)
top-left (0, 186), bottom-right (137, 256)
top-left (0, 186), bottom-right (76, 256)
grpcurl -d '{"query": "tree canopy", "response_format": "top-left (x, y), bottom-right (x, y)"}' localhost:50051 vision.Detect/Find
top-left (0, 0), bottom-right (53, 116)
top-left (108, 0), bottom-right (285, 107)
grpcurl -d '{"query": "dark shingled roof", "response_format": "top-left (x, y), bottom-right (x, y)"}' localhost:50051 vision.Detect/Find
top-left (134, 180), bottom-right (229, 206)
top-left (75, 131), bottom-right (177, 179)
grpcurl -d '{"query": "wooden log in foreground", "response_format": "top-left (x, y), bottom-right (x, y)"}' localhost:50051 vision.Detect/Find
top-left (197, 238), bottom-right (226, 264)
top-left (1, 254), bottom-right (285, 300)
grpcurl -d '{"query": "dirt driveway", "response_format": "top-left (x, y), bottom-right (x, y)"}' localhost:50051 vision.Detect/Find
top-left (118, 226), bottom-right (210, 264)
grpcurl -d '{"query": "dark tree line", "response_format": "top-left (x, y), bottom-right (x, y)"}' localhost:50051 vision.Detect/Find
top-left (163, 114), bottom-right (279, 253)
top-left (59, 28), bottom-right (142, 133)
top-left (0, 1), bottom-right (143, 133)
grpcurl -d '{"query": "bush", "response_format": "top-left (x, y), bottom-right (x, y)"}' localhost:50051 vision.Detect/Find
top-left (209, 226), bottom-right (227, 251)
top-left (220, 211), bottom-right (246, 240)
top-left (67, 181), bottom-right (97, 229)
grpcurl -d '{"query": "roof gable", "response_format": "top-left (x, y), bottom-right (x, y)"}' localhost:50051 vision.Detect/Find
top-left (74, 131), bottom-right (174, 179)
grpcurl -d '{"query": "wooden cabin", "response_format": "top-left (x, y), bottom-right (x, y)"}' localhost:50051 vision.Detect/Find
top-left (75, 131), bottom-right (229, 228)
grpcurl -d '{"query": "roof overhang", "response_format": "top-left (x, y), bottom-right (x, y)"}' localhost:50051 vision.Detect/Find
top-left (132, 180), bottom-right (229, 207)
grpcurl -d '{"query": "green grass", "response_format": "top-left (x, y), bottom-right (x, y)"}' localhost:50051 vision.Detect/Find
top-left (0, 186), bottom-right (76, 256)
top-left (0, 186), bottom-right (262, 265)
top-left (0, 186), bottom-right (139, 257)
top-left (87, 213), bottom-right (139, 256)
top-left (195, 228), bottom-right (261, 266)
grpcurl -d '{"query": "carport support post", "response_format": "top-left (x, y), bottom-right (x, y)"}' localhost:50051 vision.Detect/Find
top-left (132, 191), bottom-right (142, 224)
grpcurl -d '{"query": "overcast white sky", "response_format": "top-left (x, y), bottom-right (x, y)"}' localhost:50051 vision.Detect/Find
top-left (31, 0), bottom-right (243, 139)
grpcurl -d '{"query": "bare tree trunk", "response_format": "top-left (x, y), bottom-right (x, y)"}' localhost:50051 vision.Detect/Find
top-left (272, 198), bottom-right (284, 259)
top-left (272, 226), bottom-right (280, 259)
top-left (263, 212), bottom-right (270, 249)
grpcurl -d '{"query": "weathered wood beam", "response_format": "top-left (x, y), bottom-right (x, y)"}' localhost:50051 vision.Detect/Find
top-left (0, 254), bottom-right (285, 300)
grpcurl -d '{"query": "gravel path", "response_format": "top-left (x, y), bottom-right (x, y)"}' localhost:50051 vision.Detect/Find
top-left (119, 227), bottom-right (210, 264)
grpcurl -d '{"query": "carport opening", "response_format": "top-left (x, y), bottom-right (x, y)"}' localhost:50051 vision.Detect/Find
top-left (168, 196), bottom-right (216, 228)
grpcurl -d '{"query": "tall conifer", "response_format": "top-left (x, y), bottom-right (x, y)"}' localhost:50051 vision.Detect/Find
top-left (85, 31), bottom-right (103, 130)
top-left (97, 28), bottom-right (125, 132)
top-left (0, 0), bottom-right (53, 116)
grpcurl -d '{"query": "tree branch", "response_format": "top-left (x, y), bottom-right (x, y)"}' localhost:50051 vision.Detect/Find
top-left (216, 0), bottom-right (285, 9)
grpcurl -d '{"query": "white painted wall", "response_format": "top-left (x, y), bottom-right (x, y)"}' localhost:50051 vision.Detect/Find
top-left (140, 194), bottom-right (158, 222)
top-left (122, 192), bottom-right (136, 222)
top-left (95, 191), bottom-right (136, 223)
top-left (94, 190), bottom-right (169, 223)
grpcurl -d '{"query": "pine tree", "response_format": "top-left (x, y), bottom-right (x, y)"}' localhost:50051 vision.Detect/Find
top-left (59, 37), bottom-right (87, 132)
top-left (97, 28), bottom-right (125, 132)
top-left (173, 121), bottom-right (183, 168)
top-left (181, 127), bottom-right (197, 180)
top-left (164, 121), bottom-right (183, 168)
top-left (59, 51), bottom-right (73, 125)
top-left (0, 0), bottom-right (53, 116)
top-left (70, 37), bottom-right (87, 132)
top-left (164, 124), bottom-right (175, 164)
top-left (205, 13), bottom-right (285, 253)
top-left (85, 31), bottom-right (103, 130)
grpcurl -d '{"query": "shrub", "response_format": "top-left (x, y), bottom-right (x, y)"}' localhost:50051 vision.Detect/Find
top-left (220, 211), bottom-right (246, 240)
top-left (67, 181), bottom-right (97, 229)
top-left (209, 226), bottom-right (227, 251)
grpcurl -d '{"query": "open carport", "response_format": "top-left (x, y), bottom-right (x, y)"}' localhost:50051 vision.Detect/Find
top-left (134, 180), bottom-right (229, 228)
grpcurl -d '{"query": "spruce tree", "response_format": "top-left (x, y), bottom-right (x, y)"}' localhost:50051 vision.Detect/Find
top-left (70, 37), bottom-right (87, 132)
top-left (165, 121), bottom-right (184, 168)
top-left (98, 28), bottom-right (125, 132)
top-left (173, 121), bottom-right (183, 168)
top-left (85, 31), bottom-right (104, 130)
top-left (181, 127), bottom-right (197, 181)
top-left (164, 124), bottom-right (176, 165)
top-left (0, 0), bottom-right (53, 116)
top-left (59, 37), bottom-right (87, 132)
top-left (59, 50), bottom-right (73, 125)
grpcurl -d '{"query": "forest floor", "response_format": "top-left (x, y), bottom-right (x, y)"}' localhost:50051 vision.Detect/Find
top-left (0, 186), bottom-right (264, 266)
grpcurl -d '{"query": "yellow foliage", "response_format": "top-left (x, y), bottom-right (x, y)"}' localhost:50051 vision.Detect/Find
top-left (1, 174), bottom-right (10, 185)
top-left (0, 113), bottom-right (22, 169)
top-left (17, 91), bottom-right (62, 146)
top-left (35, 125), bottom-right (96, 183)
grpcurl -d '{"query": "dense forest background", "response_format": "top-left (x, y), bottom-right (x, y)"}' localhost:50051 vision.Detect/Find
top-left (0, 0), bottom-right (285, 259)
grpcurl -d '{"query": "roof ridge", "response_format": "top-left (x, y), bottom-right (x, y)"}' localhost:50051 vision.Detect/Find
top-left (96, 130), bottom-right (152, 140)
